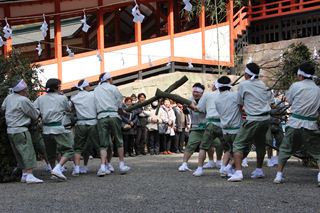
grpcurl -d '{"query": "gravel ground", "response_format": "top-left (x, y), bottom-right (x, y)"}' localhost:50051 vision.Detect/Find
top-left (0, 153), bottom-right (319, 213)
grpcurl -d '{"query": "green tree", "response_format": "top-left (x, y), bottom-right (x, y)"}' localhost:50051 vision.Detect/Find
top-left (0, 49), bottom-right (43, 182)
top-left (269, 42), bottom-right (320, 90)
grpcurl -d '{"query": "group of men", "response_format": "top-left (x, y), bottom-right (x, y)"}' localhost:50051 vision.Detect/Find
top-left (2, 72), bottom-right (130, 183)
top-left (178, 62), bottom-right (320, 186)
top-left (2, 61), bottom-right (320, 186)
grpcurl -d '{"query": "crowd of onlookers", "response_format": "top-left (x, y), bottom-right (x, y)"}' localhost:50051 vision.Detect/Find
top-left (119, 93), bottom-right (191, 157)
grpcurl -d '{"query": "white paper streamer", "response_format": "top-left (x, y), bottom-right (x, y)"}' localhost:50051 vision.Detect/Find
top-left (132, 2), bottom-right (145, 23)
top-left (148, 55), bottom-right (152, 66)
top-left (96, 51), bottom-right (102, 62)
top-left (3, 17), bottom-right (13, 39)
top-left (66, 45), bottom-right (74, 58)
top-left (183, 0), bottom-right (192, 12)
top-left (80, 10), bottom-right (91, 33)
top-left (40, 14), bottom-right (48, 39)
top-left (166, 57), bottom-right (171, 67)
top-left (121, 53), bottom-right (125, 66)
top-left (36, 42), bottom-right (42, 56)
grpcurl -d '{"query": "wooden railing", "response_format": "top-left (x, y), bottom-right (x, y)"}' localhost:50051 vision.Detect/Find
top-left (250, 0), bottom-right (320, 21)
top-left (232, 0), bottom-right (320, 38)
top-left (233, 6), bottom-right (249, 38)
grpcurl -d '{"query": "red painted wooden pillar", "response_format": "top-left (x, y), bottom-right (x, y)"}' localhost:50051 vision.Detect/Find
top-left (199, 0), bottom-right (206, 61)
top-left (135, 8), bottom-right (142, 66)
top-left (228, 0), bottom-right (234, 66)
top-left (97, 0), bottom-right (105, 73)
top-left (54, 0), bottom-right (62, 81)
top-left (168, 0), bottom-right (174, 59)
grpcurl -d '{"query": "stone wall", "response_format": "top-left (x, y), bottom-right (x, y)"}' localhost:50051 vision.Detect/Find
top-left (118, 72), bottom-right (241, 98)
top-left (242, 35), bottom-right (320, 86)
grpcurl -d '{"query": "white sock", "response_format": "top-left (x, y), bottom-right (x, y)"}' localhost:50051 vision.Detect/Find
top-left (197, 167), bottom-right (203, 171)
top-left (208, 160), bottom-right (214, 164)
top-left (234, 170), bottom-right (242, 175)
top-left (100, 164), bottom-right (106, 170)
top-left (182, 162), bottom-right (187, 167)
top-left (119, 161), bottom-right (124, 167)
top-left (256, 168), bottom-right (263, 173)
top-left (74, 165), bottom-right (80, 170)
top-left (56, 163), bottom-right (62, 170)
top-left (216, 160), bottom-right (221, 164)
top-left (22, 173), bottom-right (28, 177)
top-left (276, 171), bottom-right (283, 178)
top-left (225, 164), bottom-right (232, 170)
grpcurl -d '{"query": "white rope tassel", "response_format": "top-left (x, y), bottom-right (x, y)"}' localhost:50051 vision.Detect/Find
top-left (3, 17), bottom-right (13, 39)
top-left (183, 0), bottom-right (192, 12)
top-left (36, 42), bottom-right (43, 56)
top-left (132, 1), bottom-right (145, 23)
top-left (66, 45), bottom-right (74, 58)
top-left (96, 51), bottom-right (102, 62)
top-left (80, 10), bottom-right (91, 33)
top-left (121, 53), bottom-right (125, 66)
top-left (188, 60), bottom-right (193, 69)
top-left (148, 55), bottom-right (153, 66)
top-left (166, 57), bottom-right (171, 67)
top-left (40, 14), bottom-right (48, 39)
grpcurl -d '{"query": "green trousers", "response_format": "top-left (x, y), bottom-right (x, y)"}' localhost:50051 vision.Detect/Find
top-left (223, 133), bottom-right (237, 153)
top-left (97, 117), bottom-right (123, 149)
top-left (74, 125), bottom-right (100, 154)
top-left (8, 131), bottom-right (37, 169)
top-left (201, 123), bottom-right (223, 151)
top-left (278, 127), bottom-right (320, 165)
top-left (43, 133), bottom-right (74, 164)
top-left (233, 120), bottom-right (269, 157)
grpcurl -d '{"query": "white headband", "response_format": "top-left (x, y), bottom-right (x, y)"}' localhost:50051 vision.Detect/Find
top-left (192, 87), bottom-right (204, 93)
top-left (215, 81), bottom-right (232, 89)
top-left (76, 80), bottom-right (89, 90)
top-left (100, 72), bottom-right (111, 83)
top-left (297, 69), bottom-right (313, 78)
top-left (12, 79), bottom-right (27, 92)
top-left (245, 67), bottom-right (258, 80)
